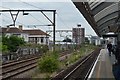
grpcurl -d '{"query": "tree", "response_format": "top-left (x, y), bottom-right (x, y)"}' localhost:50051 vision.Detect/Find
top-left (0, 43), bottom-right (9, 54)
top-left (63, 37), bottom-right (72, 42)
top-left (0, 35), bottom-right (9, 54)
top-left (2, 35), bottom-right (25, 52)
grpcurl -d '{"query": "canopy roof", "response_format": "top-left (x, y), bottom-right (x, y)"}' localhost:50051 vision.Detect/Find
top-left (72, 1), bottom-right (120, 37)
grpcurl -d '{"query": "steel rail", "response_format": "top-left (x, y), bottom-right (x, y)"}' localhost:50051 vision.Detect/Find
top-left (1, 50), bottom-right (73, 79)
top-left (63, 53), bottom-right (94, 80)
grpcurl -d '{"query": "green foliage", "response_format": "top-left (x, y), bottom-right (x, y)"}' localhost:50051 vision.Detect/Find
top-left (2, 35), bottom-right (9, 45)
top-left (65, 44), bottom-right (96, 65)
top-left (67, 51), bottom-right (81, 65)
top-left (1, 44), bottom-right (9, 54)
top-left (0, 43), bottom-right (9, 54)
top-left (2, 35), bottom-right (25, 52)
top-left (0, 43), bottom-right (2, 52)
top-left (0, 35), bottom-right (2, 42)
top-left (47, 50), bottom-right (59, 59)
top-left (38, 51), bottom-right (59, 73)
top-left (37, 45), bottom-right (49, 53)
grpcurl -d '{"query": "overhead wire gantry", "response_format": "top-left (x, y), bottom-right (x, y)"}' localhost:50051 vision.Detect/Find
top-left (0, 9), bottom-right (56, 51)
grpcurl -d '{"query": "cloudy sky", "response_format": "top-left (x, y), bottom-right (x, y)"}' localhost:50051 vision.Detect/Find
top-left (0, 0), bottom-right (97, 40)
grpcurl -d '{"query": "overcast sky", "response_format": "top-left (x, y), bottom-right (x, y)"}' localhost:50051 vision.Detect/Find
top-left (0, 0), bottom-right (97, 40)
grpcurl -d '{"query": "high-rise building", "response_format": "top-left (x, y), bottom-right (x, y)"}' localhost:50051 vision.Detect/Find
top-left (72, 27), bottom-right (85, 45)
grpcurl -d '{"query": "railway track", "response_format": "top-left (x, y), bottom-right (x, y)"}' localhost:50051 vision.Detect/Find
top-left (1, 56), bottom-right (40, 80)
top-left (2, 50), bottom-right (71, 65)
top-left (1, 50), bottom-right (72, 80)
top-left (2, 54), bottom-right (41, 65)
top-left (1, 49), bottom-right (99, 80)
top-left (52, 48), bottom-right (101, 80)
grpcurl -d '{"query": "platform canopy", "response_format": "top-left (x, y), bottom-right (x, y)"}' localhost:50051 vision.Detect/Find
top-left (72, 0), bottom-right (120, 37)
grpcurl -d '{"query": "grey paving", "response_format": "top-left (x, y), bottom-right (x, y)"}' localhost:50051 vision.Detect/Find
top-left (90, 49), bottom-right (115, 79)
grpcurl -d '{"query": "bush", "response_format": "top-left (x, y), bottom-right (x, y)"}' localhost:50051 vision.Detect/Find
top-left (38, 51), bottom-right (59, 73)
top-left (37, 45), bottom-right (49, 53)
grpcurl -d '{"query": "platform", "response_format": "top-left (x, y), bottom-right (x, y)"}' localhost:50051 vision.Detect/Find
top-left (88, 48), bottom-right (116, 79)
